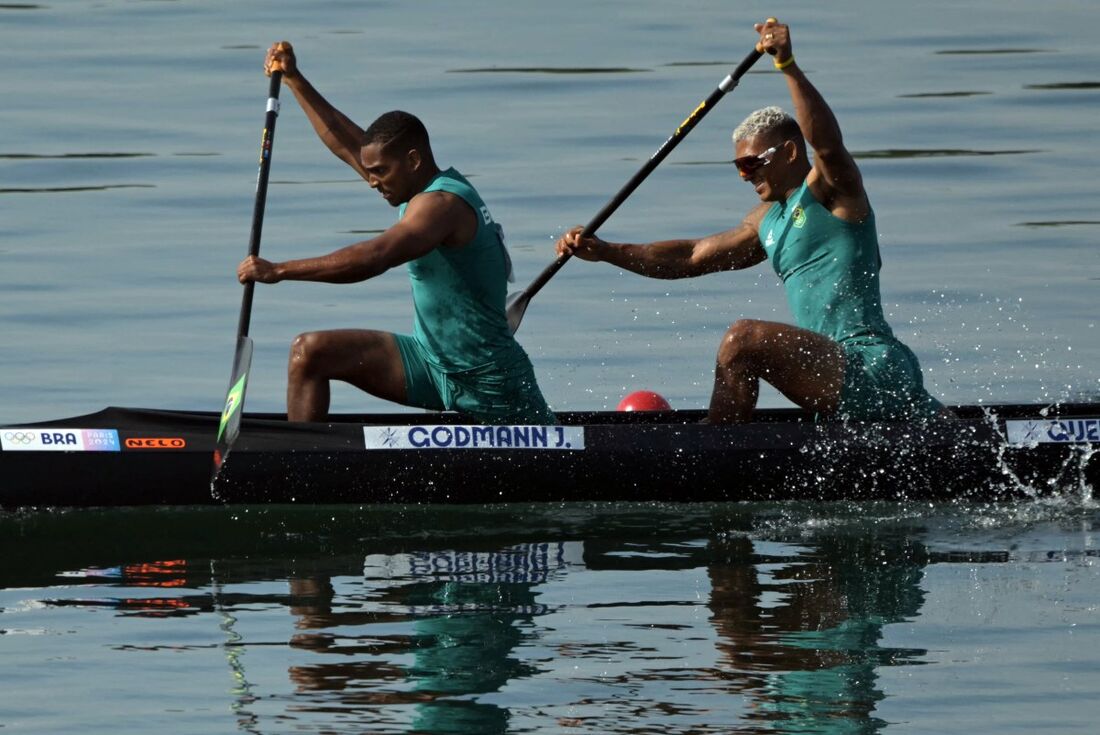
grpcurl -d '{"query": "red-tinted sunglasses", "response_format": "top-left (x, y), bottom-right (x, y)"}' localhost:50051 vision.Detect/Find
top-left (733, 142), bottom-right (787, 178)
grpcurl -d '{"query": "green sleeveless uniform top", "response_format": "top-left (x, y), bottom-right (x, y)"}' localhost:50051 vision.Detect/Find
top-left (397, 168), bottom-right (519, 373)
top-left (758, 179), bottom-right (892, 344)
top-left (759, 179), bottom-right (943, 420)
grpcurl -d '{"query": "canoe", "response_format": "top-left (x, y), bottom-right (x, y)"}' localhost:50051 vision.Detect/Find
top-left (2, 403), bottom-right (1097, 507)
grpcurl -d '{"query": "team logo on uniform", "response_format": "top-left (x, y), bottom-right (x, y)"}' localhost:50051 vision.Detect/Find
top-left (791, 205), bottom-right (806, 229)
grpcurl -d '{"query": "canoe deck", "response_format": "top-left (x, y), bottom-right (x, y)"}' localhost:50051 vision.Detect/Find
top-left (2, 404), bottom-right (1097, 506)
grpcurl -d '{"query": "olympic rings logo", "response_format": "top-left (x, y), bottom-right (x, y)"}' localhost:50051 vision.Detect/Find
top-left (3, 431), bottom-right (38, 445)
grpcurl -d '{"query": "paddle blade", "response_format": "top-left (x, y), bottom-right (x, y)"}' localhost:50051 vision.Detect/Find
top-left (506, 289), bottom-right (530, 334)
top-left (212, 335), bottom-right (254, 478)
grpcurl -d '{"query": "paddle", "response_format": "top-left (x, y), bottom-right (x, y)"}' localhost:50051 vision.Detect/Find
top-left (506, 46), bottom-right (765, 334)
top-left (212, 71), bottom-right (283, 481)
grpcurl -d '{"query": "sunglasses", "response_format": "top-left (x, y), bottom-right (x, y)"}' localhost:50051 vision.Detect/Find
top-left (733, 142), bottom-right (786, 178)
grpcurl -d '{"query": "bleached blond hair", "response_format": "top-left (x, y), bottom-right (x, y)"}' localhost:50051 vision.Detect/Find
top-left (732, 106), bottom-right (801, 144)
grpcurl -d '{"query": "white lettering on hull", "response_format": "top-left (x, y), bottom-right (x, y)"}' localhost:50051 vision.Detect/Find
top-left (1, 428), bottom-right (121, 452)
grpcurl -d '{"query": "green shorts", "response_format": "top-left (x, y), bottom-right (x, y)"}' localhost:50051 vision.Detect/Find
top-left (394, 334), bottom-right (556, 425)
top-left (836, 338), bottom-right (944, 421)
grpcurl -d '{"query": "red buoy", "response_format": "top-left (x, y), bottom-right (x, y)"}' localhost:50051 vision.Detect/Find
top-left (617, 390), bottom-right (672, 412)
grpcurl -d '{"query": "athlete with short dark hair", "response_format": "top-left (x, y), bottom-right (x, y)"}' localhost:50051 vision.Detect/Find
top-left (238, 42), bottom-right (554, 425)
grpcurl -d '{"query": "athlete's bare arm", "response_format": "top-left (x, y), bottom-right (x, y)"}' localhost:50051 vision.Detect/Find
top-left (555, 203), bottom-right (771, 279)
top-left (755, 21), bottom-right (868, 221)
top-left (238, 192), bottom-right (475, 284)
top-left (265, 41), bottom-right (371, 179)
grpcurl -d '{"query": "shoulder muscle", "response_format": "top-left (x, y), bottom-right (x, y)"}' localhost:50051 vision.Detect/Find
top-left (403, 190), bottom-right (478, 247)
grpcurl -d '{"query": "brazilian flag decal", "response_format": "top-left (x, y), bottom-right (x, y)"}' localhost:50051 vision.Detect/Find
top-left (217, 372), bottom-right (248, 442)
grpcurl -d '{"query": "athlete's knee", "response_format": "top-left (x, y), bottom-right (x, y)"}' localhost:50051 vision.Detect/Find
top-left (288, 332), bottom-right (328, 378)
top-left (717, 319), bottom-right (770, 368)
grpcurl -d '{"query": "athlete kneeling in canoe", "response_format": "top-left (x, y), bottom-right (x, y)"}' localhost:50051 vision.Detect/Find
top-left (557, 20), bottom-right (946, 424)
top-left (238, 42), bottom-right (555, 425)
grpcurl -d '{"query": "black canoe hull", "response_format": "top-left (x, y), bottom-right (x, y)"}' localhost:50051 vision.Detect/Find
top-left (2, 404), bottom-right (1098, 507)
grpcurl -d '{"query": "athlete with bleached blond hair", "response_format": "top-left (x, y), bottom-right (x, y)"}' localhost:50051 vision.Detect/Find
top-left (558, 19), bottom-right (945, 424)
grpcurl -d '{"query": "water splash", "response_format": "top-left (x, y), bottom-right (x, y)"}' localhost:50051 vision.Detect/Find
top-left (982, 405), bottom-right (1098, 506)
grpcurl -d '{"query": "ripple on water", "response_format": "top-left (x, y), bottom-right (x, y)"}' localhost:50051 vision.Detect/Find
top-left (935, 48), bottom-right (1052, 55)
top-left (0, 184), bottom-right (156, 194)
top-left (446, 66), bottom-right (652, 74)
top-left (1025, 82), bottom-right (1100, 91)
top-left (852, 148), bottom-right (1040, 159)
top-left (897, 91), bottom-right (993, 98)
top-left (0, 152), bottom-right (155, 159)
top-left (1014, 220), bottom-right (1100, 228)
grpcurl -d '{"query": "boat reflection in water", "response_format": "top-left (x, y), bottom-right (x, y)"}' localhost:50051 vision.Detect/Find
top-left (704, 534), bottom-right (925, 731)
top-left (15, 502), bottom-right (1094, 733)
top-left (285, 546), bottom-right (558, 732)
top-left (222, 519), bottom-right (932, 731)
top-left (272, 538), bottom-right (928, 732)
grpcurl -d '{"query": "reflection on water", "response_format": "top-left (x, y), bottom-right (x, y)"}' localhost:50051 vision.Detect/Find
top-left (0, 508), bottom-right (955, 732)
top-left (285, 548), bottom-right (559, 733)
top-left (709, 536), bottom-right (918, 732)
top-left (580, 529), bottom-right (927, 733)
top-left (73, 543), bottom-right (923, 733)
top-left (2, 502), bottom-right (1098, 733)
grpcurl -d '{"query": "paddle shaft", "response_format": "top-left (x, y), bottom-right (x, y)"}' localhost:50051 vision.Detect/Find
top-left (213, 72), bottom-right (282, 474)
top-left (517, 48), bottom-right (764, 308)
top-left (236, 71), bottom-right (283, 339)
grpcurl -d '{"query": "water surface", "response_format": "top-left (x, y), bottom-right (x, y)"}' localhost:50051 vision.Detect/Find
top-left (2, 0), bottom-right (1097, 422)
top-left (2, 2), bottom-right (1099, 732)
top-left (2, 501), bottom-right (1099, 734)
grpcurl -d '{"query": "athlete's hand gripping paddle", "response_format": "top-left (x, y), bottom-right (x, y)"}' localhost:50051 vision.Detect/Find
top-left (505, 41), bottom-right (766, 334)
